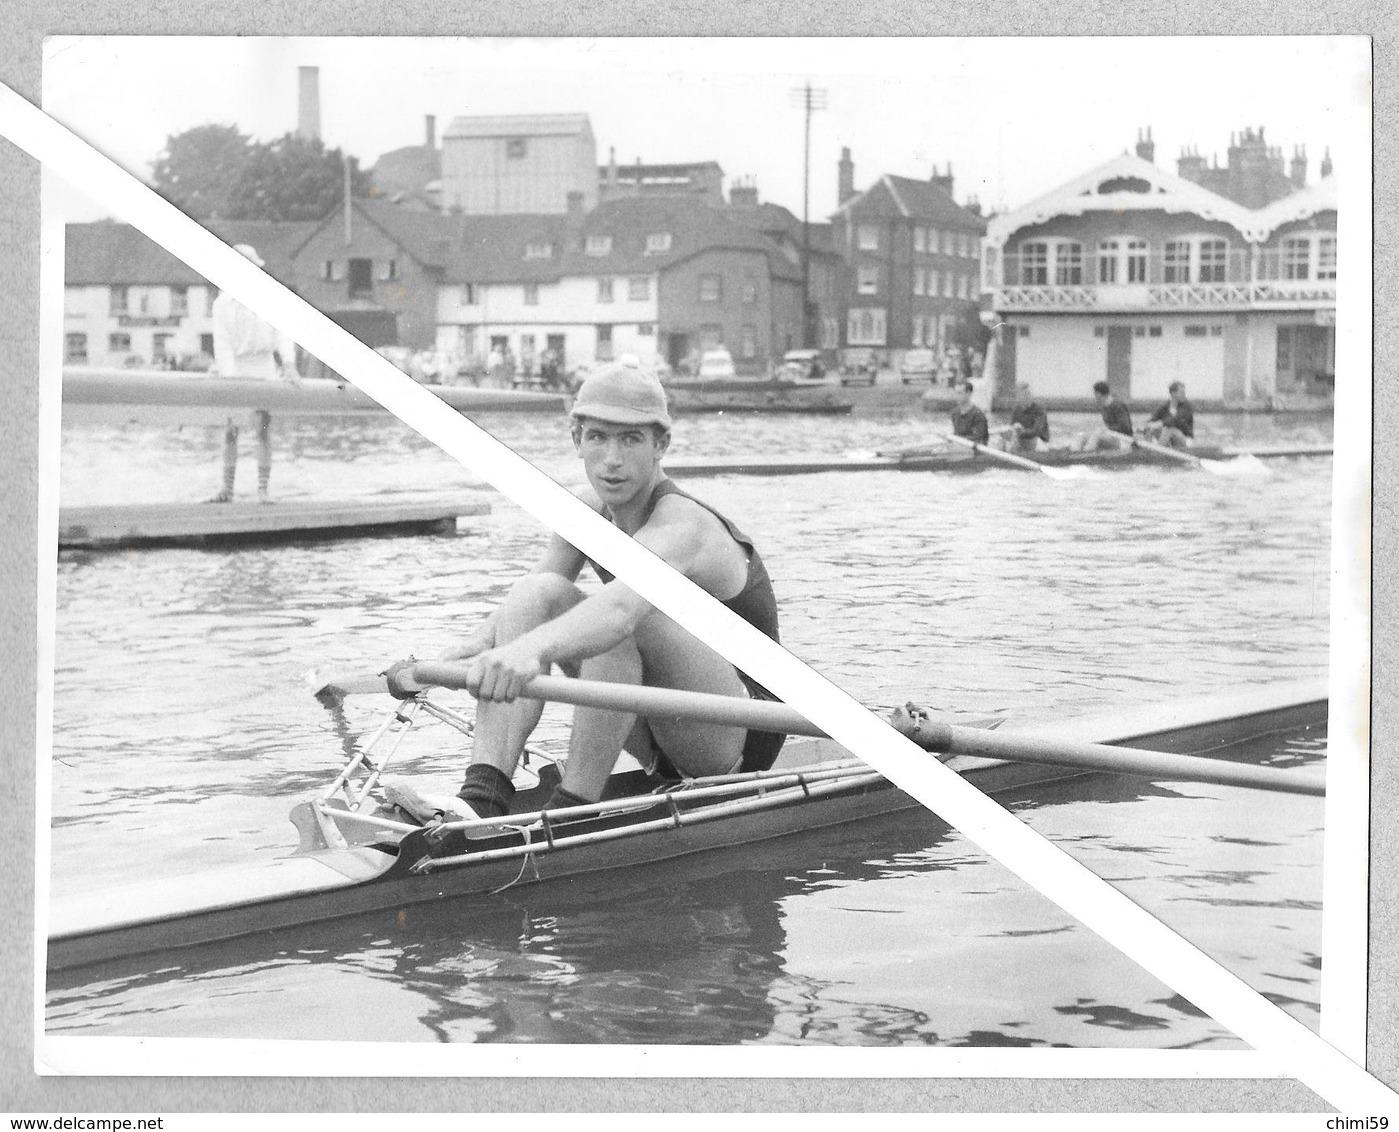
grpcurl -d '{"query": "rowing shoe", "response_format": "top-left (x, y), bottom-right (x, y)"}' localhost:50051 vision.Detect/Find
top-left (312, 662), bottom-right (1326, 797)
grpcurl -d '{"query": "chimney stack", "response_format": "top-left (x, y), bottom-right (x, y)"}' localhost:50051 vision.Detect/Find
top-left (297, 66), bottom-right (321, 142)
top-left (729, 177), bottom-right (759, 208)
top-left (426, 115), bottom-right (436, 150)
top-left (1289, 145), bottom-right (1307, 187)
top-left (931, 162), bottom-right (955, 196)
top-left (1134, 125), bottom-right (1155, 163)
top-left (838, 147), bottom-right (855, 205)
top-left (1320, 146), bottom-right (1333, 178)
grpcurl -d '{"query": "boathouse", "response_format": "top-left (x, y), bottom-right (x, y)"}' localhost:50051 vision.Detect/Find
top-left (982, 133), bottom-right (1337, 409)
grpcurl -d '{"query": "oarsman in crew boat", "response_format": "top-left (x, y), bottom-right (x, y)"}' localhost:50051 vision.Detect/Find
top-left (207, 244), bottom-right (302, 503)
top-left (949, 380), bottom-right (990, 446)
top-left (385, 362), bottom-right (785, 826)
top-left (1141, 381), bottom-right (1195, 450)
top-left (995, 382), bottom-right (1050, 453)
top-left (1077, 380), bottom-right (1135, 452)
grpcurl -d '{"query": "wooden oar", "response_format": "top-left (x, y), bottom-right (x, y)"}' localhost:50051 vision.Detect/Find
top-left (940, 431), bottom-right (1082, 481)
top-left (1129, 432), bottom-right (1231, 475)
top-left (312, 663), bottom-right (1325, 797)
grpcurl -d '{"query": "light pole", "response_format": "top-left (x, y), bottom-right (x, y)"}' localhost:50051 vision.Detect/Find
top-left (789, 82), bottom-right (827, 349)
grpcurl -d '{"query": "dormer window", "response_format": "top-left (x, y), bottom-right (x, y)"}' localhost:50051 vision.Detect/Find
top-left (525, 241), bottom-right (554, 260)
top-left (506, 137), bottom-right (527, 159)
top-left (585, 235), bottom-right (613, 256)
top-left (645, 232), bottom-right (673, 254)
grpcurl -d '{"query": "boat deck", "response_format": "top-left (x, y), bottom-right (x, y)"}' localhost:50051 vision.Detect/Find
top-left (58, 495), bottom-right (493, 550)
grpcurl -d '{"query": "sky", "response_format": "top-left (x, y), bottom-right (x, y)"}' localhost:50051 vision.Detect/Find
top-left (42, 36), bottom-right (1369, 224)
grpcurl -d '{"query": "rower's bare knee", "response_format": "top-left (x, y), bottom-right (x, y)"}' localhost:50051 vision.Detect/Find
top-left (494, 573), bottom-right (585, 640)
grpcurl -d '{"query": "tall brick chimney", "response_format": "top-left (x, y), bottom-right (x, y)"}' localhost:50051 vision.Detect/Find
top-left (729, 177), bottom-right (759, 207)
top-left (297, 66), bottom-right (321, 142)
top-left (1289, 145), bottom-right (1307, 187)
top-left (1320, 147), bottom-right (1333, 178)
top-left (930, 162), bottom-right (954, 197)
top-left (838, 147), bottom-right (855, 205)
top-left (426, 115), bottom-right (436, 150)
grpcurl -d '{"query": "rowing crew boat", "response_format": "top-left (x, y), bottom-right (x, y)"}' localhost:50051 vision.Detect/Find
top-left (46, 672), bottom-right (1326, 973)
top-left (663, 441), bottom-right (1330, 479)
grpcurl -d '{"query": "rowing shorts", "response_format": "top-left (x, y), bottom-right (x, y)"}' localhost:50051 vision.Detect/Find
top-left (646, 670), bottom-right (787, 782)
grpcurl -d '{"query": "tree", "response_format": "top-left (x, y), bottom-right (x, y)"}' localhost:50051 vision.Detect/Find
top-left (149, 126), bottom-right (372, 222)
top-left (149, 123), bottom-right (254, 221)
top-left (225, 133), bottom-right (372, 223)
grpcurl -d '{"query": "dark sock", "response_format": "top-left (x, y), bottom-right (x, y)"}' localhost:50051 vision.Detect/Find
top-left (543, 786), bottom-right (595, 812)
top-left (457, 763), bottom-right (516, 820)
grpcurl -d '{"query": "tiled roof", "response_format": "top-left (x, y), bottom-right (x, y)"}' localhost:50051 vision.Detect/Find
top-left (352, 199), bottom-right (454, 268)
top-left (65, 219), bottom-right (317, 286)
top-left (728, 201), bottom-right (839, 255)
top-left (881, 175), bottom-right (988, 231)
top-left (444, 197), bottom-right (800, 284)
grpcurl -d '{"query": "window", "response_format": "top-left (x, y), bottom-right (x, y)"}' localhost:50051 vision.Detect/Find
top-left (914, 227), bottom-right (927, 253)
top-left (927, 227), bottom-right (940, 254)
top-left (322, 260), bottom-right (346, 283)
top-left (596, 324), bottom-right (614, 360)
top-left (646, 232), bottom-right (673, 253)
top-left (699, 324), bottom-right (724, 349)
top-left (1282, 238), bottom-right (1311, 280)
top-left (1018, 325), bottom-right (1030, 338)
top-left (741, 277), bottom-right (758, 304)
top-left (1317, 236), bottom-right (1337, 280)
top-left (1055, 242), bottom-right (1083, 285)
top-left (942, 273), bottom-right (954, 298)
top-left (524, 242), bottom-right (553, 260)
top-left (856, 265), bottom-right (879, 295)
top-left (597, 278), bottom-right (614, 303)
top-left (65, 333), bottom-right (87, 363)
top-left (913, 315), bottom-right (925, 345)
top-left (1163, 241), bottom-right (1192, 283)
top-left (109, 286), bottom-right (128, 315)
top-left (138, 291), bottom-right (151, 314)
top-left (928, 270), bottom-right (940, 296)
top-left (348, 258), bottom-right (373, 295)
top-left (699, 274), bottom-right (722, 302)
top-left (1198, 239), bottom-right (1228, 283)
top-left (200, 333), bottom-right (214, 356)
top-left (1098, 241), bottom-right (1120, 284)
top-left (942, 230), bottom-right (954, 255)
top-left (1133, 326), bottom-right (1146, 338)
top-left (628, 276), bottom-right (650, 302)
top-left (1210, 325), bottom-right (1224, 337)
top-left (913, 269), bottom-right (926, 296)
top-left (169, 286), bottom-right (188, 316)
top-left (461, 283), bottom-right (479, 305)
top-left (506, 137), bottom-right (527, 159)
top-left (857, 224), bottom-right (879, 251)
top-left (1184, 325), bottom-right (1208, 338)
top-left (1126, 239), bottom-right (1148, 283)
top-left (523, 283), bottom-right (540, 306)
top-left (1019, 242), bottom-right (1049, 285)
top-left (846, 307), bottom-right (887, 346)
top-left (377, 259), bottom-right (399, 281)
top-left (206, 289), bottom-right (216, 316)
top-left (1148, 325), bottom-right (1163, 338)
top-left (108, 332), bottom-right (131, 352)
top-left (740, 324), bottom-right (758, 359)
top-left (152, 333), bottom-right (172, 359)
top-left (957, 274), bottom-right (970, 299)
top-left (1093, 326), bottom-right (1105, 338)
top-left (638, 323), bottom-right (655, 336)
top-left (585, 235), bottom-right (613, 256)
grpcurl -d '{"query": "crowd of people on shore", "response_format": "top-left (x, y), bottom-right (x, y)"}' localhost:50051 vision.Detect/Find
top-left (948, 379), bottom-right (1196, 454)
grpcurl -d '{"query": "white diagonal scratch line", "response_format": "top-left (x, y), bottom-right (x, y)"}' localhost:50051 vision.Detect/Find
top-left (6, 81), bottom-right (1388, 1111)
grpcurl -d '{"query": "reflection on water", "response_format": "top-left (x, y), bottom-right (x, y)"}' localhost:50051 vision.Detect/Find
top-left (46, 408), bottom-right (1334, 1044)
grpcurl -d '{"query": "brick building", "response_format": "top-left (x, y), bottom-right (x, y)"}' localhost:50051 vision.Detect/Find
top-left (830, 148), bottom-right (987, 366)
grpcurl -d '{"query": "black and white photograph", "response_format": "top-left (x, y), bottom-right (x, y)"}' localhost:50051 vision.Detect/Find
top-left (4, 29), bottom-right (1385, 1116)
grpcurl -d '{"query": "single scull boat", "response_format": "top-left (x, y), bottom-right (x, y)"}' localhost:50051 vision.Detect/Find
top-left (46, 672), bottom-right (1326, 973)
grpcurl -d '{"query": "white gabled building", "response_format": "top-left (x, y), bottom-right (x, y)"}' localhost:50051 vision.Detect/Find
top-left (982, 149), bottom-right (1337, 407)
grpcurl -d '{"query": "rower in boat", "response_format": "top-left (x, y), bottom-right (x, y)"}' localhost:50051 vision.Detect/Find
top-left (1077, 381), bottom-right (1135, 452)
top-left (384, 361), bottom-right (785, 828)
top-left (949, 380), bottom-right (990, 446)
top-left (994, 382), bottom-right (1050, 453)
top-left (1141, 381), bottom-right (1196, 450)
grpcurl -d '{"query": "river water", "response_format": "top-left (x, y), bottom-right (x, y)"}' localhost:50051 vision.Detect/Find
top-left (44, 403), bottom-right (1336, 1048)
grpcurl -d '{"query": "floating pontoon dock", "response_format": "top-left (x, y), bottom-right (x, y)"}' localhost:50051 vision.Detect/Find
top-left (58, 495), bottom-right (493, 550)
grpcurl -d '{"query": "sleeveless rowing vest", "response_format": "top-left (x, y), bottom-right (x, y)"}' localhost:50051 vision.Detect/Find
top-left (590, 478), bottom-right (780, 643)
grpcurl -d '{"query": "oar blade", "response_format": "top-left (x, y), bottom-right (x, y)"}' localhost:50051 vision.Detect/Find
top-left (1200, 452), bottom-right (1272, 478)
top-left (310, 668), bottom-right (392, 708)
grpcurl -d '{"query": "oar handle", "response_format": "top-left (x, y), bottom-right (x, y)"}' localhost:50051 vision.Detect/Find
top-left (891, 708), bottom-right (1324, 797)
top-left (389, 660), bottom-right (829, 737)
top-left (941, 431), bottom-right (1045, 473)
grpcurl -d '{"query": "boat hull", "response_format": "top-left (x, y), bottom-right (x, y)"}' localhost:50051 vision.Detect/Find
top-left (45, 678), bottom-right (1327, 972)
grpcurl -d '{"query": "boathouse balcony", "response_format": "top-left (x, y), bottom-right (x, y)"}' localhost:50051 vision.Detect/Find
top-left (987, 247), bottom-right (1336, 314)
